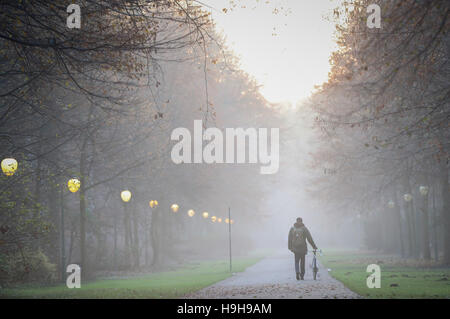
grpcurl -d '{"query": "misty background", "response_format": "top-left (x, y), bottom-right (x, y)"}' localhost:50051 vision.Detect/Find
top-left (0, 0), bottom-right (448, 287)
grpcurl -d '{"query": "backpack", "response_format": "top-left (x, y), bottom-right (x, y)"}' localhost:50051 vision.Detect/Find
top-left (292, 227), bottom-right (306, 250)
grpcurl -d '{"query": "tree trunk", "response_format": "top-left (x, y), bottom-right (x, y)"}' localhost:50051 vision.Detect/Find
top-left (113, 210), bottom-right (118, 270)
top-left (432, 185), bottom-right (439, 261)
top-left (403, 200), bottom-right (414, 257)
top-left (404, 171), bottom-right (418, 258)
top-left (123, 202), bottom-right (132, 268)
top-left (67, 221), bottom-right (76, 264)
top-left (441, 162), bottom-right (450, 264)
top-left (34, 138), bottom-right (42, 219)
top-left (422, 191), bottom-right (431, 260)
top-left (132, 204), bottom-right (139, 269)
top-left (394, 190), bottom-right (405, 257)
top-left (144, 213), bottom-right (149, 266)
top-left (47, 173), bottom-right (60, 267)
top-left (402, 173), bottom-right (414, 257)
top-left (151, 207), bottom-right (161, 266)
top-left (79, 139), bottom-right (88, 275)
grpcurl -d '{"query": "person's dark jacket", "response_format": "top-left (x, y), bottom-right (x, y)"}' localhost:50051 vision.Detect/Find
top-left (288, 222), bottom-right (317, 255)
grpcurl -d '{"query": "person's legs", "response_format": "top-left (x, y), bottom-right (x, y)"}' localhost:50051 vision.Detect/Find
top-left (294, 252), bottom-right (300, 278)
top-left (300, 254), bottom-right (306, 279)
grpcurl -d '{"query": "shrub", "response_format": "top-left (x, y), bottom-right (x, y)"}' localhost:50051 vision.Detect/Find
top-left (0, 249), bottom-right (57, 287)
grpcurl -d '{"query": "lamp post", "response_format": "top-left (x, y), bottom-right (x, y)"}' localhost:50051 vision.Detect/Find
top-left (201, 212), bottom-right (209, 237)
top-left (170, 204), bottom-right (180, 236)
top-left (419, 186), bottom-right (431, 260)
top-left (431, 187), bottom-right (439, 261)
top-left (356, 213), bottom-right (363, 246)
top-left (187, 209), bottom-right (195, 241)
top-left (146, 200), bottom-right (158, 266)
top-left (120, 190), bottom-right (132, 270)
top-left (228, 207), bottom-right (232, 273)
top-left (148, 199), bottom-right (162, 267)
top-left (388, 199), bottom-right (404, 257)
top-left (403, 193), bottom-right (415, 257)
top-left (59, 178), bottom-right (80, 281)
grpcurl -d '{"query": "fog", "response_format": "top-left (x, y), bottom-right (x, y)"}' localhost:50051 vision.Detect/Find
top-left (1, 1), bottom-right (448, 293)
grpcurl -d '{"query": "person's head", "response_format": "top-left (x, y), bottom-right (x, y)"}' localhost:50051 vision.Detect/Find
top-left (296, 217), bottom-right (303, 224)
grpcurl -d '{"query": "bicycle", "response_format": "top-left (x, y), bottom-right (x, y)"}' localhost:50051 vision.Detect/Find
top-left (309, 249), bottom-right (322, 280)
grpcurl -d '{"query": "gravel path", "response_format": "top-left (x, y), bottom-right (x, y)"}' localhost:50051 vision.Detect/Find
top-left (186, 252), bottom-right (360, 299)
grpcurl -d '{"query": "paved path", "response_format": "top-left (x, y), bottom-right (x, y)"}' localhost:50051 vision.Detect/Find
top-left (186, 252), bottom-right (360, 299)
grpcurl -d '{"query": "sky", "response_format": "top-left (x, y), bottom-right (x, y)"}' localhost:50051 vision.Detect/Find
top-left (201, 0), bottom-right (339, 106)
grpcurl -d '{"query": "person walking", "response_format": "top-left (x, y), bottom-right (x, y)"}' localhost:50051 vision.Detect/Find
top-left (288, 217), bottom-right (318, 280)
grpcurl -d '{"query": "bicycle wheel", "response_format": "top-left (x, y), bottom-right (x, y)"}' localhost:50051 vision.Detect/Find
top-left (313, 258), bottom-right (318, 280)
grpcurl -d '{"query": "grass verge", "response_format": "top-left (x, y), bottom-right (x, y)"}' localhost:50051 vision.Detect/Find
top-left (0, 256), bottom-right (263, 299)
top-left (319, 250), bottom-right (450, 299)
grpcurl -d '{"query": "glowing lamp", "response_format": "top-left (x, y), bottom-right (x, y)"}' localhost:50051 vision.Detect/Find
top-left (202, 212), bottom-right (209, 219)
top-left (225, 218), bottom-right (230, 224)
top-left (149, 200), bottom-right (158, 208)
top-left (67, 178), bottom-right (81, 193)
top-left (403, 194), bottom-right (412, 202)
top-left (419, 186), bottom-right (429, 196)
top-left (171, 204), bottom-right (179, 213)
top-left (121, 190), bottom-right (132, 202)
top-left (211, 216), bottom-right (217, 223)
top-left (218, 218), bottom-right (222, 223)
top-left (1, 158), bottom-right (18, 176)
top-left (187, 209), bottom-right (195, 217)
